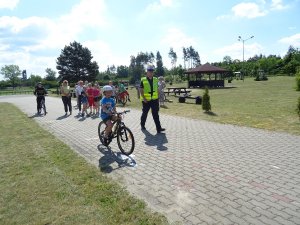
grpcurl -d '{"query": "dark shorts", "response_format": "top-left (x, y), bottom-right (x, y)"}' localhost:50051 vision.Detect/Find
top-left (103, 115), bottom-right (113, 123)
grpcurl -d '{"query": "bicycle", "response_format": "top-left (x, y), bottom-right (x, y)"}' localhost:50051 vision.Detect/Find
top-left (116, 91), bottom-right (129, 106)
top-left (98, 110), bottom-right (135, 155)
top-left (37, 96), bottom-right (47, 115)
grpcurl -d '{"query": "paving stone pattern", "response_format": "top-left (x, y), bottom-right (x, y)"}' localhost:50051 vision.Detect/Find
top-left (1, 95), bottom-right (300, 225)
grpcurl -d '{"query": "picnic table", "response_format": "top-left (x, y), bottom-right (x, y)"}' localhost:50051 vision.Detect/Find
top-left (164, 87), bottom-right (191, 96)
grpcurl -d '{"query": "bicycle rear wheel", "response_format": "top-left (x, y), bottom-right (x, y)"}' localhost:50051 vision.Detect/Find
top-left (117, 126), bottom-right (134, 155)
top-left (98, 121), bottom-right (111, 146)
top-left (119, 95), bottom-right (127, 106)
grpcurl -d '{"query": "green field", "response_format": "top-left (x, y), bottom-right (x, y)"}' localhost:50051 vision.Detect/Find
top-left (0, 103), bottom-right (169, 225)
top-left (124, 76), bottom-right (300, 135)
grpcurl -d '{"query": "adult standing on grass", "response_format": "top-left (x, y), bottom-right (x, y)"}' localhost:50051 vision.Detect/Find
top-left (140, 65), bottom-right (165, 133)
top-left (75, 80), bottom-right (84, 115)
top-left (60, 80), bottom-right (72, 116)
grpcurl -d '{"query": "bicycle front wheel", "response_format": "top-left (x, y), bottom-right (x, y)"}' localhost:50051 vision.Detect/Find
top-left (98, 121), bottom-right (109, 146)
top-left (42, 101), bottom-right (47, 115)
top-left (117, 126), bottom-right (134, 155)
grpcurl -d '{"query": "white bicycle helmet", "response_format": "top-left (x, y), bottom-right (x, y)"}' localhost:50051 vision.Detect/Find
top-left (102, 85), bottom-right (113, 92)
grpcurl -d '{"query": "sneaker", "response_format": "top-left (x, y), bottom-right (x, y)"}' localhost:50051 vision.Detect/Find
top-left (64, 113), bottom-right (68, 116)
top-left (128, 98), bottom-right (131, 102)
top-left (81, 113), bottom-right (84, 117)
top-left (157, 128), bottom-right (166, 133)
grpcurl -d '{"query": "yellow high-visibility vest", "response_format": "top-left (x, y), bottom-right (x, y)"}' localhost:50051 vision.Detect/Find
top-left (140, 77), bottom-right (158, 101)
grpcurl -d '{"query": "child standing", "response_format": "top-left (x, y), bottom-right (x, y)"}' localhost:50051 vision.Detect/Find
top-left (93, 83), bottom-right (101, 116)
top-left (86, 83), bottom-right (95, 115)
top-left (158, 76), bottom-right (166, 107)
top-left (100, 85), bottom-right (117, 141)
top-left (81, 91), bottom-right (89, 117)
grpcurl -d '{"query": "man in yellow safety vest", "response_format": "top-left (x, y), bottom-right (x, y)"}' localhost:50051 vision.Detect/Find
top-left (139, 65), bottom-right (165, 133)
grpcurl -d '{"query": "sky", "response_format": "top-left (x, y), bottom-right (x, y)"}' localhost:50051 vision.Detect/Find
top-left (0, 0), bottom-right (299, 79)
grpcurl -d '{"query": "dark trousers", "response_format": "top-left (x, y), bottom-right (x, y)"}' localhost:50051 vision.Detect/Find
top-left (77, 95), bottom-right (82, 111)
top-left (62, 96), bottom-right (72, 113)
top-left (36, 96), bottom-right (45, 111)
top-left (141, 99), bottom-right (162, 131)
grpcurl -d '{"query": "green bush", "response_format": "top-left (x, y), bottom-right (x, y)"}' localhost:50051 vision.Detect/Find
top-left (297, 97), bottom-right (300, 119)
top-left (296, 72), bottom-right (300, 91)
top-left (202, 86), bottom-right (211, 112)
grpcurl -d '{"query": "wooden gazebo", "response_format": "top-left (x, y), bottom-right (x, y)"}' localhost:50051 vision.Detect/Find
top-left (184, 63), bottom-right (230, 88)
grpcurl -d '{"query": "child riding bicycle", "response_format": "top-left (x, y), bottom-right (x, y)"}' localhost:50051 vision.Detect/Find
top-left (100, 85), bottom-right (118, 142)
top-left (34, 82), bottom-right (47, 114)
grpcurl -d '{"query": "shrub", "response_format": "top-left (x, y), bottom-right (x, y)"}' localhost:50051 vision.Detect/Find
top-left (202, 86), bottom-right (211, 112)
top-left (296, 72), bottom-right (300, 91)
top-left (297, 97), bottom-right (300, 119)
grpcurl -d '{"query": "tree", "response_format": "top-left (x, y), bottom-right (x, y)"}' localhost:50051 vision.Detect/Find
top-left (168, 47), bottom-right (177, 68)
top-left (28, 74), bottom-right (42, 86)
top-left (202, 86), bottom-right (211, 112)
top-left (183, 46), bottom-right (201, 69)
top-left (223, 56), bottom-right (232, 65)
top-left (45, 68), bottom-right (57, 81)
top-left (128, 52), bottom-right (154, 83)
top-left (116, 65), bottom-right (129, 78)
top-left (56, 41), bottom-right (99, 83)
top-left (0, 65), bottom-right (21, 88)
top-left (155, 51), bottom-right (165, 76)
top-left (297, 97), bottom-right (300, 119)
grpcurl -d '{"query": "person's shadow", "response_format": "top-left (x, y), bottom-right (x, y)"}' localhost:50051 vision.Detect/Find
top-left (97, 144), bottom-right (136, 173)
top-left (56, 114), bottom-right (69, 120)
top-left (142, 129), bottom-right (168, 151)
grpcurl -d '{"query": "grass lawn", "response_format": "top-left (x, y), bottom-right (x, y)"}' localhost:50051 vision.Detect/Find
top-left (0, 103), bottom-right (168, 225)
top-left (124, 76), bottom-right (300, 135)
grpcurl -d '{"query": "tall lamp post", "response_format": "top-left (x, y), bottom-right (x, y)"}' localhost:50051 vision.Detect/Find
top-left (238, 35), bottom-right (254, 80)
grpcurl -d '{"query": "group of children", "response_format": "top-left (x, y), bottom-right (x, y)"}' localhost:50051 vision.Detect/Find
top-left (75, 80), bottom-right (131, 118)
top-left (75, 81), bottom-right (102, 117)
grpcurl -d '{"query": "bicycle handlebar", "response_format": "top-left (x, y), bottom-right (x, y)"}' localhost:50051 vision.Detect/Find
top-left (116, 110), bottom-right (130, 115)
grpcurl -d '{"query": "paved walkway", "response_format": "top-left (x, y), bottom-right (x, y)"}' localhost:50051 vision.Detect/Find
top-left (1, 95), bottom-right (300, 225)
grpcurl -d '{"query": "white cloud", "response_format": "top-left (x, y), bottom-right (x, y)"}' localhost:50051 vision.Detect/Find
top-left (213, 42), bottom-right (264, 61)
top-left (217, 0), bottom-right (289, 20)
top-left (0, 0), bottom-right (19, 10)
top-left (0, 0), bottom-right (110, 76)
top-left (161, 27), bottom-right (197, 50)
top-left (232, 2), bottom-right (267, 19)
top-left (146, 0), bottom-right (175, 12)
top-left (279, 33), bottom-right (300, 47)
top-left (160, 27), bottom-right (199, 67)
top-left (0, 16), bottom-right (52, 33)
top-left (83, 40), bottom-right (128, 69)
top-left (270, 0), bottom-right (289, 10)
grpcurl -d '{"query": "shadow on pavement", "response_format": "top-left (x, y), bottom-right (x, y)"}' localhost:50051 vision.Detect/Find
top-left (56, 114), bottom-right (69, 120)
top-left (97, 144), bottom-right (136, 173)
top-left (142, 129), bottom-right (168, 151)
top-left (28, 113), bottom-right (44, 118)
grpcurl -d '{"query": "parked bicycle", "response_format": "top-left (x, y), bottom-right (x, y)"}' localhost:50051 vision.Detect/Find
top-left (98, 110), bottom-right (135, 155)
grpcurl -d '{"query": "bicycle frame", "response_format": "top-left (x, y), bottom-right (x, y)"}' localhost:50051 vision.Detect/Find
top-left (108, 114), bottom-right (125, 140)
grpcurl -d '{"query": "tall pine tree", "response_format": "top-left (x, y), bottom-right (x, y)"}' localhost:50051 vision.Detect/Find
top-left (155, 51), bottom-right (164, 76)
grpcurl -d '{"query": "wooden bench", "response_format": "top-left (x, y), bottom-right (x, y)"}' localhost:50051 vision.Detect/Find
top-left (177, 95), bottom-right (202, 104)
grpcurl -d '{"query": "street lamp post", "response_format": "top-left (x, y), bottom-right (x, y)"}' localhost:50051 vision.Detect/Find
top-left (238, 35), bottom-right (254, 80)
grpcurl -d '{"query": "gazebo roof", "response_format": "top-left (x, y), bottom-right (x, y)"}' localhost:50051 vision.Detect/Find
top-left (185, 63), bottom-right (229, 74)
